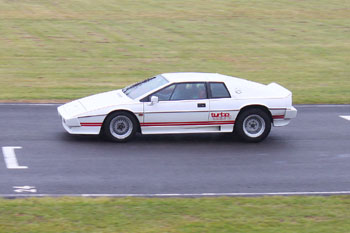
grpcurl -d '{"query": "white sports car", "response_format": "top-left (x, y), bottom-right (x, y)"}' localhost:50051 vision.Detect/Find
top-left (57, 72), bottom-right (297, 142)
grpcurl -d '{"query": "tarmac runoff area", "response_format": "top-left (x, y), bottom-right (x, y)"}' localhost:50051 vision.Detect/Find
top-left (0, 104), bottom-right (349, 198)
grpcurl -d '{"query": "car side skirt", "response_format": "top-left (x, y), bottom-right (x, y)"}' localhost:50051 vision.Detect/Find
top-left (140, 121), bottom-right (234, 134)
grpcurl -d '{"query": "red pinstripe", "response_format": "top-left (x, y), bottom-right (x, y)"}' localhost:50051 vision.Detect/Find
top-left (140, 121), bottom-right (235, 127)
top-left (80, 123), bottom-right (103, 127)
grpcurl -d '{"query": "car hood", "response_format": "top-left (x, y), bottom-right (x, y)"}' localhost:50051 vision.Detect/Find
top-left (58, 89), bottom-right (133, 119)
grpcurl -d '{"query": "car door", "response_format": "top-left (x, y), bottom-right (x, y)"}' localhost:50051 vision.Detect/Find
top-left (208, 82), bottom-right (237, 132)
top-left (142, 82), bottom-right (211, 134)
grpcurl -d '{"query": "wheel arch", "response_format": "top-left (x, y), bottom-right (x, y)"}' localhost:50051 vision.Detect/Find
top-left (237, 104), bottom-right (273, 123)
top-left (101, 109), bottom-right (141, 134)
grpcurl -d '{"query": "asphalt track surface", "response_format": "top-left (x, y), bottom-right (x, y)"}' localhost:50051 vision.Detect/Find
top-left (0, 104), bottom-right (349, 197)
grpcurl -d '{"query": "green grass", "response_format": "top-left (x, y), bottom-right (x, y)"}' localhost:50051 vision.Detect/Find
top-left (1, 196), bottom-right (350, 232)
top-left (0, 0), bottom-right (349, 103)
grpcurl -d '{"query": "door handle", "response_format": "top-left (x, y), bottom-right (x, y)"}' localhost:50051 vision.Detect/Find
top-left (197, 103), bottom-right (206, 108)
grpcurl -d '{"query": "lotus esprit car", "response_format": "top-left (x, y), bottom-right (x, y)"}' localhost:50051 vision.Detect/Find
top-left (57, 72), bottom-right (297, 142)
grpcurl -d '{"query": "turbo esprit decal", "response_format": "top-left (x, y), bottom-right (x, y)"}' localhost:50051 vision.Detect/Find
top-left (211, 112), bottom-right (231, 120)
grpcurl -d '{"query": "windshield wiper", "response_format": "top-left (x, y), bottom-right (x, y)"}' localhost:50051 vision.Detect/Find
top-left (122, 77), bottom-right (155, 93)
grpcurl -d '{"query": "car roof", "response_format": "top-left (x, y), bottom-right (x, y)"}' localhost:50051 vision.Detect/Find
top-left (161, 72), bottom-right (244, 84)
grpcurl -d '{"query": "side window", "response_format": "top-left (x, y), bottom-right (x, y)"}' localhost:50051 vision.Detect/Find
top-left (209, 82), bottom-right (231, 98)
top-left (171, 83), bottom-right (207, 100)
top-left (151, 84), bottom-right (176, 101)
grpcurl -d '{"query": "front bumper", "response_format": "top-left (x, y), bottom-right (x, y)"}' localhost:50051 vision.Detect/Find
top-left (59, 116), bottom-right (102, 135)
top-left (58, 105), bottom-right (102, 135)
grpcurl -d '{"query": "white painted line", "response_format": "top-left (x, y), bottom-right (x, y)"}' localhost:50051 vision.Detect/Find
top-left (297, 104), bottom-right (350, 108)
top-left (66, 191), bottom-right (350, 197)
top-left (13, 186), bottom-right (37, 193)
top-left (2, 146), bottom-right (28, 169)
top-left (340, 115), bottom-right (350, 121)
top-left (1, 191), bottom-right (350, 198)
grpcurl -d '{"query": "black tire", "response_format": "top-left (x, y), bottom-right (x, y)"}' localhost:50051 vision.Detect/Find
top-left (103, 111), bottom-right (138, 142)
top-left (234, 108), bottom-right (271, 142)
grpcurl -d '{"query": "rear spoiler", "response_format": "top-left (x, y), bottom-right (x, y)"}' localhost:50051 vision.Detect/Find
top-left (267, 83), bottom-right (292, 98)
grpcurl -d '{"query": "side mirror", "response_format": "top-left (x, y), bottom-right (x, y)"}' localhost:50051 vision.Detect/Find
top-left (150, 96), bottom-right (159, 105)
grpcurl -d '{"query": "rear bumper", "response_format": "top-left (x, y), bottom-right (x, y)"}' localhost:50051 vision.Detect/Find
top-left (273, 106), bottom-right (297, 127)
top-left (285, 106), bottom-right (297, 119)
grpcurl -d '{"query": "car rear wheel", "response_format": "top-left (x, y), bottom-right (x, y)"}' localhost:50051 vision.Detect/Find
top-left (103, 112), bottom-right (137, 142)
top-left (234, 108), bottom-right (271, 142)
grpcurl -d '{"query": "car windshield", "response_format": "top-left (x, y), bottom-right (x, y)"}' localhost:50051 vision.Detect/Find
top-left (122, 75), bottom-right (168, 99)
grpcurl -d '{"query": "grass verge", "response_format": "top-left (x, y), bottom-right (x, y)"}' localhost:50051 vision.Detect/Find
top-left (0, 0), bottom-right (349, 103)
top-left (1, 196), bottom-right (350, 232)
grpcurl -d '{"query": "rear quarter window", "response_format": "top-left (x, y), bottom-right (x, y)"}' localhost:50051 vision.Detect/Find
top-left (209, 82), bottom-right (231, 98)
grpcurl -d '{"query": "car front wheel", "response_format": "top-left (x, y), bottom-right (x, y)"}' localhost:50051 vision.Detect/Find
top-left (234, 108), bottom-right (271, 142)
top-left (103, 112), bottom-right (137, 142)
